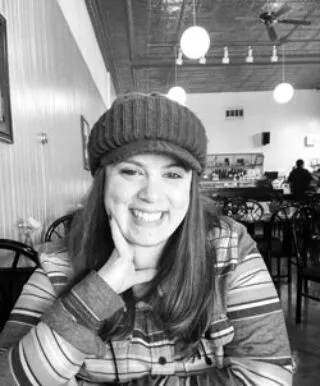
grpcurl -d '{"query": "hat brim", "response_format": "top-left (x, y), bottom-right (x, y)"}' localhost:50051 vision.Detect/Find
top-left (99, 139), bottom-right (202, 173)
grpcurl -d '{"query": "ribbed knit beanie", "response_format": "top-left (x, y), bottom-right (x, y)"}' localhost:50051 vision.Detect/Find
top-left (88, 93), bottom-right (207, 176)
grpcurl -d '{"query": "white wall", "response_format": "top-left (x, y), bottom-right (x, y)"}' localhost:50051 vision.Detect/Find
top-left (187, 90), bottom-right (320, 176)
top-left (57, 0), bottom-right (112, 108)
top-left (0, 0), bottom-right (107, 242)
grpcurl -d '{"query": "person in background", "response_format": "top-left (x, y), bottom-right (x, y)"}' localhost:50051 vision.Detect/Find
top-left (287, 159), bottom-right (313, 199)
top-left (0, 93), bottom-right (293, 385)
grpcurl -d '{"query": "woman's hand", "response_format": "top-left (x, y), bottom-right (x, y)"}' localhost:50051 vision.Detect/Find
top-left (98, 216), bottom-right (157, 294)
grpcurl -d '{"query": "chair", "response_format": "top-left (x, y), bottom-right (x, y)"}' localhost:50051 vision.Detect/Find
top-left (222, 197), bottom-right (246, 218)
top-left (256, 204), bottom-right (299, 286)
top-left (44, 213), bottom-right (74, 242)
top-left (237, 199), bottom-right (264, 237)
top-left (223, 198), bottom-right (264, 238)
top-left (0, 239), bottom-right (39, 330)
top-left (292, 207), bottom-right (320, 323)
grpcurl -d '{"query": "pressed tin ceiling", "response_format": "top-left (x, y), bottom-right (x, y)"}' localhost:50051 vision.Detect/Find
top-left (86, 0), bottom-right (320, 95)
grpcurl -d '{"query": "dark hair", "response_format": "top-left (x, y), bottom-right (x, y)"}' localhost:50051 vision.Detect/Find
top-left (67, 167), bottom-right (219, 348)
top-left (296, 159), bottom-right (304, 168)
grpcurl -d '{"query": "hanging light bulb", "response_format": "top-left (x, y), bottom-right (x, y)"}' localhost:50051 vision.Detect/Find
top-left (222, 46), bottom-right (230, 64)
top-left (273, 45), bottom-right (294, 104)
top-left (180, 26), bottom-right (210, 59)
top-left (270, 45), bottom-right (278, 62)
top-left (167, 50), bottom-right (187, 106)
top-left (245, 46), bottom-right (254, 63)
top-left (179, 0), bottom-right (210, 60)
top-left (273, 83), bottom-right (294, 104)
top-left (167, 86), bottom-right (187, 105)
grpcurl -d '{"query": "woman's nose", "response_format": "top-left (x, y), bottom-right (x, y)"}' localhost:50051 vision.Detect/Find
top-left (137, 177), bottom-right (162, 202)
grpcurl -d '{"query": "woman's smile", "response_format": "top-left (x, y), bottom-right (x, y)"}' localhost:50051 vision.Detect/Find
top-left (130, 209), bottom-right (165, 224)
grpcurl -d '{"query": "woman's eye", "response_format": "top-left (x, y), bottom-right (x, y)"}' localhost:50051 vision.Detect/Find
top-left (165, 171), bottom-right (183, 179)
top-left (120, 168), bottom-right (142, 176)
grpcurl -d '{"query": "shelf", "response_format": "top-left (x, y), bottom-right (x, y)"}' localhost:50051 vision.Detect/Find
top-left (209, 164), bottom-right (261, 169)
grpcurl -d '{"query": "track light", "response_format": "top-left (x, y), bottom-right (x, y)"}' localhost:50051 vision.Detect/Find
top-left (176, 48), bottom-right (183, 65)
top-left (271, 45), bottom-right (278, 62)
top-left (245, 46), bottom-right (254, 63)
top-left (222, 46), bottom-right (230, 64)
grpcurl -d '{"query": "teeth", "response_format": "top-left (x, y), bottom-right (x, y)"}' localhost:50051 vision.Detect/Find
top-left (132, 209), bottom-right (163, 222)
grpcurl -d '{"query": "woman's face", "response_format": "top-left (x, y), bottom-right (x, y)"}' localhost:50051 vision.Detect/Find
top-left (104, 153), bottom-right (192, 248)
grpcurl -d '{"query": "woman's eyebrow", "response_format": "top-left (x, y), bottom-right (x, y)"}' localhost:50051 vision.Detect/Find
top-left (121, 159), bottom-right (189, 171)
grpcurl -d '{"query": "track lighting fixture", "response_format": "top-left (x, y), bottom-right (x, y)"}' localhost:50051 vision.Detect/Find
top-left (176, 48), bottom-right (183, 65)
top-left (245, 46), bottom-right (254, 63)
top-left (222, 46), bottom-right (230, 64)
top-left (270, 45), bottom-right (278, 63)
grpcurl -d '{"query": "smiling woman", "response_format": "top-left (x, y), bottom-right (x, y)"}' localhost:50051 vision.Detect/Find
top-left (0, 93), bottom-right (293, 385)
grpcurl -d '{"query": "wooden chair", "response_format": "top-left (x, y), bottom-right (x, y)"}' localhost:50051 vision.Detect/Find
top-left (292, 206), bottom-right (320, 323)
top-left (44, 213), bottom-right (74, 242)
top-left (256, 204), bottom-right (299, 286)
top-left (0, 239), bottom-right (39, 330)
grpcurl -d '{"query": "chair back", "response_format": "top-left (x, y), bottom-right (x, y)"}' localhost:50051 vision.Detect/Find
top-left (0, 239), bottom-right (39, 330)
top-left (292, 206), bottom-right (320, 270)
top-left (264, 204), bottom-right (299, 259)
top-left (44, 213), bottom-right (74, 242)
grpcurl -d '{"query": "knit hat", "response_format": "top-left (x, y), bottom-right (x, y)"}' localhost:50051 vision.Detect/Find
top-left (88, 93), bottom-right (207, 176)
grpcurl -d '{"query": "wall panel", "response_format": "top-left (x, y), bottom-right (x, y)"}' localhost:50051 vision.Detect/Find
top-left (0, 0), bottom-right (106, 244)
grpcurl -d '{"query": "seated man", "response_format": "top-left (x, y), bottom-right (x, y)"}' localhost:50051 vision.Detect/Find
top-left (287, 159), bottom-right (313, 199)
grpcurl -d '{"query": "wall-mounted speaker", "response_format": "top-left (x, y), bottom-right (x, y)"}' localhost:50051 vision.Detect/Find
top-left (262, 132), bottom-right (270, 145)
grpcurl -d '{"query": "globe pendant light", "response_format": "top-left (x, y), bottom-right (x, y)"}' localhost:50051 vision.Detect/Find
top-left (273, 45), bottom-right (294, 104)
top-left (179, 0), bottom-right (210, 60)
top-left (167, 86), bottom-right (187, 105)
top-left (180, 26), bottom-right (210, 59)
top-left (273, 82), bottom-right (294, 104)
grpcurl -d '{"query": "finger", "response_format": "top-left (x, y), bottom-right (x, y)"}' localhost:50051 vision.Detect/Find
top-left (133, 268), bottom-right (157, 286)
top-left (109, 217), bottom-right (132, 259)
top-left (215, 346), bottom-right (224, 368)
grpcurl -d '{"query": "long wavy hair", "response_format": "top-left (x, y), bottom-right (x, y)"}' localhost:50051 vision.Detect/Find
top-left (67, 165), bottom-right (219, 346)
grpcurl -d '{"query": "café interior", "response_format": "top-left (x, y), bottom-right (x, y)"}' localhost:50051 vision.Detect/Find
top-left (0, 1), bottom-right (320, 384)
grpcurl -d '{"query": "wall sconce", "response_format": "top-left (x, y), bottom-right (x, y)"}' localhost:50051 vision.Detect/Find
top-left (271, 45), bottom-right (278, 62)
top-left (222, 46), bottom-right (230, 64)
top-left (37, 132), bottom-right (48, 144)
top-left (245, 46), bottom-right (254, 63)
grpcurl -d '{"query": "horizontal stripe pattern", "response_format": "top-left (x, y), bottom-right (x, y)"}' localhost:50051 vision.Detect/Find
top-left (0, 219), bottom-right (292, 385)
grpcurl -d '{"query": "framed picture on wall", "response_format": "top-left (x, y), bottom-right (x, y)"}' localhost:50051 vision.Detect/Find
top-left (0, 14), bottom-right (13, 143)
top-left (81, 115), bottom-right (90, 171)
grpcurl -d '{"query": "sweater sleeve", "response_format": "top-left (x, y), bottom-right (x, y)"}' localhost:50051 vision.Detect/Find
top-left (221, 222), bottom-right (293, 385)
top-left (0, 265), bottom-right (125, 385)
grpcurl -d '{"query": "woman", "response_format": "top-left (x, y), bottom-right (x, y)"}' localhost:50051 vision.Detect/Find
top-left (0, 93), bottom-right (292, 385)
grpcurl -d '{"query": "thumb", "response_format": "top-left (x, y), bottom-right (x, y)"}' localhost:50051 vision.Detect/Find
top-left (133, 268), bottom-right (157, 286)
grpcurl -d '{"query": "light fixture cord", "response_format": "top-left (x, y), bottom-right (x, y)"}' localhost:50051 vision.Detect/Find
top-left (192, 0), bottom-right (196, 25)
top-left (174, 47), bottom-right (178, 85)
top-left (282, 45), bottom-right (285, 82)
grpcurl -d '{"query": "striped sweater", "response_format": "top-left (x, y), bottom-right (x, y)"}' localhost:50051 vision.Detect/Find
top-left (0, 219), bottom-right (293, 385)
